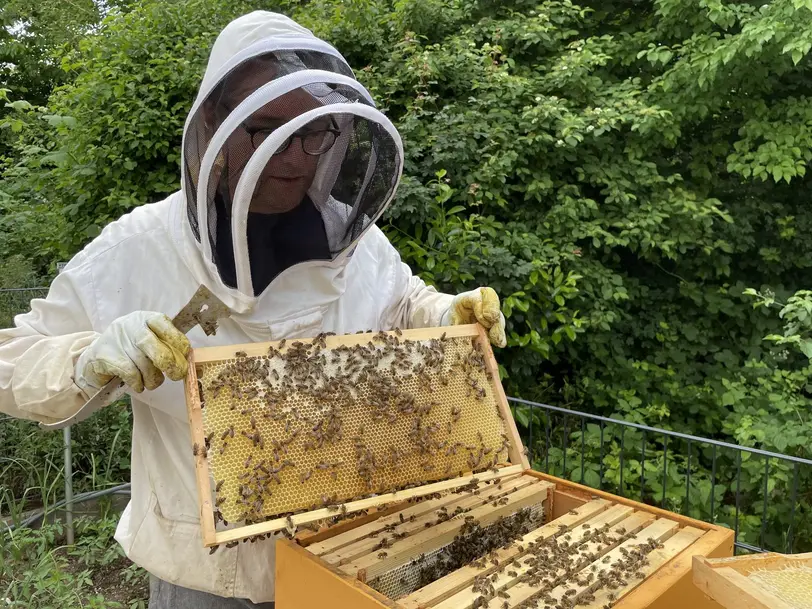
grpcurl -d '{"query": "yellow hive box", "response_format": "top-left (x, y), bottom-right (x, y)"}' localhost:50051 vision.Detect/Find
top-left (276, 473), bottom-right (734, 609)
top-left (694, 551), bottom-right (812, 609)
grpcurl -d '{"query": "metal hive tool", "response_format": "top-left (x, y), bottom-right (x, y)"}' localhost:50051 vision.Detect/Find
top-left (184, 324), bottom-right (528, 545)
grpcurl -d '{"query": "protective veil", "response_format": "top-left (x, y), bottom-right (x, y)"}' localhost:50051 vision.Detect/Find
top-left (182, 25), bottom-right (403, 296)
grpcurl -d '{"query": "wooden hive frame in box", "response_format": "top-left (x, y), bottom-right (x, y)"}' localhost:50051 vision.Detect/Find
top-left (183, 323), bottom-right (530, 548)
top-left (276, 474), bottom-right (735, 609)
top-left (693, 552), bottom-right (812, 609)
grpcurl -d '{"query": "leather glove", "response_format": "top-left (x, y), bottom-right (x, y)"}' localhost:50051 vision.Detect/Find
top-left (443, 287), bottom-right (507, 348)
top-left (74, 311), bottom-right (191, 394)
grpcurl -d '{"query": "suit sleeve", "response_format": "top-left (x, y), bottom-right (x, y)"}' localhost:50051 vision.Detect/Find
top-left (373, 228), bottom-right (455, 330)
top-left (0, 267), bottom-right (99, 424)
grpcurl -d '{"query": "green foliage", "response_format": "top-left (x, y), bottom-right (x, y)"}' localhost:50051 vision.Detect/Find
top-left (0, 515), bottom-right (148, 608)
top-left (0, 403), bottom-right (133, 520)
top-left (0, 0), bottom-right (271, 266)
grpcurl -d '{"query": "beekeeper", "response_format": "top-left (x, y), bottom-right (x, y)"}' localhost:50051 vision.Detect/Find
top-left (0, 11), bottom-right (507, 609)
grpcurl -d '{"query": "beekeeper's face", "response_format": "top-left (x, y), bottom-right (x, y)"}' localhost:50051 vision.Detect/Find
top-left (219, 71), bottom-right (335, 214)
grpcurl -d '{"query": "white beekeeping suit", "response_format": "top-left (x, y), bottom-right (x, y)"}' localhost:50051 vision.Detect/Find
top-left (0, 11), bottom-right (506, 604)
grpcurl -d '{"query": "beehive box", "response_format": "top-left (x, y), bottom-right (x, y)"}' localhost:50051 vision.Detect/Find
top-left (693, 552), bottom-right (812, 609)
top-left (276, 473), bottom-right (734, 609)
top-left (183, 324), bottom-right (529, 547)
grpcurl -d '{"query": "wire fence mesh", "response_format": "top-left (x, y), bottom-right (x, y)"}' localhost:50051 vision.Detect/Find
top-left (0, 287), bottom-right (48, 328)
top-left (510, 397), bottom-right (812, 555)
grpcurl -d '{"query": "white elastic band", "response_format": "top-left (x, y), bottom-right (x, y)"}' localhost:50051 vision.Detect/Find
top-left (230, 103), bottom-right (404, 295)
top-left (195, 70), bottom-right (374, 261)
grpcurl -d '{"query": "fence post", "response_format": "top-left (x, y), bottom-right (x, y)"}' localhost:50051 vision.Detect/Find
top-left (56, 261), bottom-right (74, 545)
top-left (63, 426), bottom-right (74, 544)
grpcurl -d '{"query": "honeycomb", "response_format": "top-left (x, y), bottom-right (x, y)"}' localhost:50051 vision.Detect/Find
top-left (748, 563), bottom-right (812, 609)
top-left (193, 330), bottom-right (511, 525)
top-left (368, 502), bottom-right (545, 599)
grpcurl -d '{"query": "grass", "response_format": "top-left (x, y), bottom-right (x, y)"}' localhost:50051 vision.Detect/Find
top-left (1, 514), bottom-right (149, 608)
top-left (0, 393), bottom-right (143, 608)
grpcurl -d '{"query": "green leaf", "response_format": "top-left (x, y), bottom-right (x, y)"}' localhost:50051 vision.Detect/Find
top-left (7, 100), bottom-right (32, 111)
top-left (584, 469), bottom-right (601, 488)
top-left (792, 49), bottom-right (804, 65)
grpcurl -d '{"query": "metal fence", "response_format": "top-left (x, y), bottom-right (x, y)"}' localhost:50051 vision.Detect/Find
top-left (2, 287), bottom-right (810, 555)
top-left (0, 287), bottom-right (49, 328)
top-left (509, 397), bottom-right (812, 555)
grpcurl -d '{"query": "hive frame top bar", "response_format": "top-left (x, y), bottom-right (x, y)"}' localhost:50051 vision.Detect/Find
top-left (192, 324), bottom-right (483, 363)
top-left (184, 323), bottom-right (530, 547)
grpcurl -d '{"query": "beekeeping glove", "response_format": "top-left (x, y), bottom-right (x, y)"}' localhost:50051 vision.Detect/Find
top-left (442, 287), bottom-right (507, 348)
top-left (74, 311), bottom-right (191, 395)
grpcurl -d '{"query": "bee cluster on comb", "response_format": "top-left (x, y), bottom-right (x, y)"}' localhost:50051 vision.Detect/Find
top-left (185, 325), bottom-right (522, 549)
top-left (310, 483), bottom-right (707, 609)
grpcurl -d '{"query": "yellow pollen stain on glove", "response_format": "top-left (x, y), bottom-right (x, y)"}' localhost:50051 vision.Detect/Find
top-left (76, 311), bottom-right (193, 395)
top-left (145, 315), bottom-right (192, 382)
top-left (449, 287), bottom-right (507, 348)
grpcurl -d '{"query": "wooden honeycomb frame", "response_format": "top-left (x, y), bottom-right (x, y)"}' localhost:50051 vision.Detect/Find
top-left (693, 552), bottom-right (812, 609)
top-left (276, 473), bottom-right (735, 609)
top-left (184, 324), bottom-right (529, 547)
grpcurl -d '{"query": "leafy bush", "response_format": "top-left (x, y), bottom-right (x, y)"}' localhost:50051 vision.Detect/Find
top-left (0, 403), bottom-right (133, 521)
top-left (0, 514), bottom-right (148, 608)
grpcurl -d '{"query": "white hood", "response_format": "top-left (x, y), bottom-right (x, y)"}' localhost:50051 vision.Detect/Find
top-left (180, 11), bottom-right (404, 300)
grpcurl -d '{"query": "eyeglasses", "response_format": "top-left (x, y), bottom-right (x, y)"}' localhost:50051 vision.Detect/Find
top-left (243, 119), bottom-right (341, 156)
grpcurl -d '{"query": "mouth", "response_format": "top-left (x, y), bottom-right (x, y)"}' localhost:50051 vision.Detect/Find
top-left (268, 175), bottom-right (305, 182)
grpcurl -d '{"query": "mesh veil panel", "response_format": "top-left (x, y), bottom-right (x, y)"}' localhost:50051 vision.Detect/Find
top-left (183, 49), bottom-right (354, 244)
top-left (315, 115), bottom-right (400, 254)
top-left (182, 47), bottom-right (399, 293)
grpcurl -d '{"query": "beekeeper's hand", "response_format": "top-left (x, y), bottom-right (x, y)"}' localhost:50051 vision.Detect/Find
top-left (74, 312), bottom-right (191, 394)
top-left (443, 287), bottom-right (507, 348)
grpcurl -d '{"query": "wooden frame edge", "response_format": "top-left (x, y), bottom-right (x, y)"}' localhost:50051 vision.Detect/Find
top-left (184, 350), bottom-right (217, 546)
top-left (212, 464), bottom-right (524, 545)
top-left (192, 324), bottom-right (481, 363)
top-left (692, 554), bottom-right (795, 609)
top-left (697, 550), bottom-right (812, 573)
top-left (475, 324), bottom-right (530, 469)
